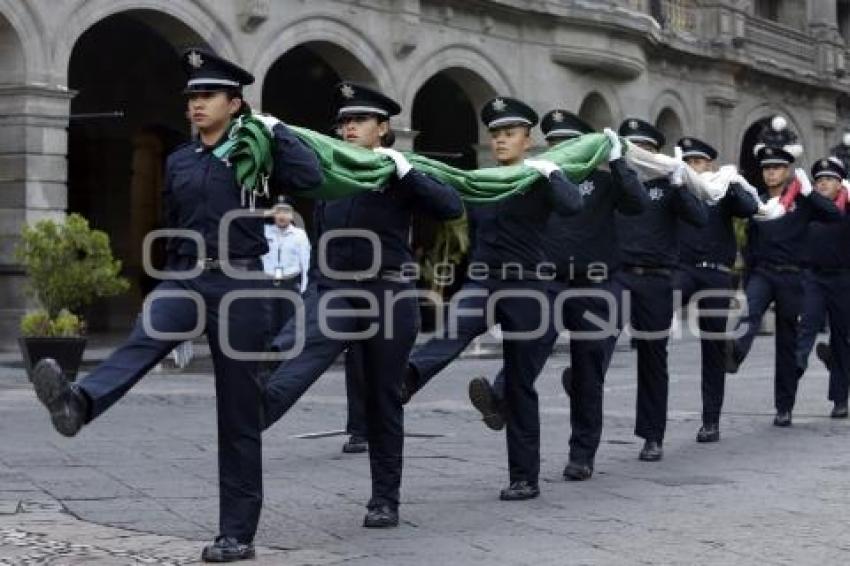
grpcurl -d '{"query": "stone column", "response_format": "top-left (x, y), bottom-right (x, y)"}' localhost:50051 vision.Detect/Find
top-left (702, 71), bottom-right (739, 163)
top-left (808, 0), bottom-right (839, 39)
top-left (811, 93), bottom-right (839, 159)
top-left (0, 85), bottom-right (73, 349)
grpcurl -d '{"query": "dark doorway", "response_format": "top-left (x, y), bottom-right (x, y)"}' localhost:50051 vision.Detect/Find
top-left (739, 117), bottom-right (772, 192)
top-left (67, 11), bottom-right (199, 331)
top-left (411, 72), bottom-right (478, 169)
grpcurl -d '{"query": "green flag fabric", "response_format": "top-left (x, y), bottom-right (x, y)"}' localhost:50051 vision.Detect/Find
top-left (217, 116), bottom-right (614, 204)
top-left (287, 125), bottom-right (613, 202)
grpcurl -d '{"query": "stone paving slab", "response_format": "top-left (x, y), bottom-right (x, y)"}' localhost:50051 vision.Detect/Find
top-left (1, 332), bottom-right (849, 564)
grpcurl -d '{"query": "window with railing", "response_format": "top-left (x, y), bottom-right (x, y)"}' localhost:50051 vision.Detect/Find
top-left (753, 0), bottom-right (807, 31)
top-left (621, 0), bottom-right (697, 33)
top-left (754, 0), bottom-right (779, 22)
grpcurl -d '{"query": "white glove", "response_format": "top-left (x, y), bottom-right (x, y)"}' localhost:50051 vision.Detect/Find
top-left (795, 168), bottom-right (812, 197)
top-left (374, 147), bottom-right (412, 178)
top-left (843, 179), bottom-right (850, 192)
top-left (603, 128), bottom-right (622, 162)
top-left (670, 161), bottom-right (687, 186)
top-left (755, 196), bottom-right (786, 220)
top-left (523, 159), bottom-right (561, 177)
top-left (253, 112), bottom-right (281, 134)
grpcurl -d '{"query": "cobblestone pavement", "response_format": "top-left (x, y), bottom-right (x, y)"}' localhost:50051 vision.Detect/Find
top-left (1, 332), bottom-right (849, 565)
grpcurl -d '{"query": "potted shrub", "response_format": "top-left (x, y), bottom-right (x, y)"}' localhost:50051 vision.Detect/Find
top-left (15, 213), bottom-right (129, 381)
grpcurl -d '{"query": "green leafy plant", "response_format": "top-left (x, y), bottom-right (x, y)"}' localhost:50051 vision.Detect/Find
top-left (15, 213), bottom-right (129, 336)
top-left (20, 309), bottom-right (85, 337)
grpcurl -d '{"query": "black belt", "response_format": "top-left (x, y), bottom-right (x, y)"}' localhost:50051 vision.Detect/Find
top-left (622, 265), bottom-right (673, 277)
top-left (341, 270), bottom-right (411, 283)
top-left (197, 258), bottom-right (260, 271)
top-left (485, 268), bottom-right (554, 281)
top-left (812, 266), bottom-right (850, 276)
top-left (694, 261), bottom-right (732, 274)
top-left (556, 272), bottom-right (608, 285)
top-left (761, 263), bottom-right (801, 274)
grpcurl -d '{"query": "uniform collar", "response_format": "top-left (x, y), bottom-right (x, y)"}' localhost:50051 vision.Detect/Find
top-left (195, 123), bottom-right (234, 153)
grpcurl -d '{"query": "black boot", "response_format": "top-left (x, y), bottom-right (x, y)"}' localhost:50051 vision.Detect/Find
top-left (29, 358), bottom-right (88, 437)
top-left (696, 423), bottom-right (720, 443)
top-left (560, 366), bottom-right (574, 397)
top-left (638, 440), bottom-right (663, 461)
top-left (816, 342), bottom-right (834, 372)
top-left (562, 460), bottom-right (593, 481)
top-left (831, 401), bottom-right (848, 419)
top-left (201, 536), bottom-right (255, 563)
top-left (499, 480), bottom-right (540, 501)
top-left (468, 377), bottom-right (505, 431)
top-left (363, 504), bottom-right (398, 528)
top-left (773, 411), bottom-right (792, 427)
top-left (342, 434), bottom-right (368, 454)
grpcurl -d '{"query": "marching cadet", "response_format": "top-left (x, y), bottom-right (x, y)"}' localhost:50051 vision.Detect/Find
top-left (673, 137), bottom-right (759, 443)
top-left (400, 97), bottom-right (584, 500)
top-left (466, 109), bottom-right (647, 481)
top-left (28, 48), bottom-right (324, 562)
top-left (613, 118), bottom-right (708, 462)
top-left (726, 119), bottom-right (842, 427)
top-left (263, 82), bottom-right (464, 528)
top-left (793, 156), bottom-right (850, 418)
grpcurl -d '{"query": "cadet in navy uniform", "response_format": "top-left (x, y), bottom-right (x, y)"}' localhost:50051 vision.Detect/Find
top-left (673, 137), bottom-right (759, 443)
top-left (28, 48), bottom-right (324, 562)
top-left (794, 157), bottom-right (850, 418)
top-left (400, 97), bottom-right (584, 501)
top-left (726, 123), bottom-right (841, 427)
top-left (613, 118), bottom-right (708, 462)
top-left (467, 109), bottom-right (647, 481)
top-left (263, 83), bottom-right (464, 528)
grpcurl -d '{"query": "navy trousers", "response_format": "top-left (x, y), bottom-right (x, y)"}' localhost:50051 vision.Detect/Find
top-left (733, 268), bottom-right (802, 412)
top-left (76, 265), bottom-right (266, 543)
top-left (675, 265), bottom-right (735, 425)
top-left (344, 343), bottom-right (368, 438)
top-left (408, 279), bottom-right (549, 484)
top-left (491, 278), bottom-right (620, 466)
top-left (265, 280), bottom-right (419, 510)
top-left (795, 270), bottom-right (850, 403)
top-left (611, 270), bottom-right (675, 442)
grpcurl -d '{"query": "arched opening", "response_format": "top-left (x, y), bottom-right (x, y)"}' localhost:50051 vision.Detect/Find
top-left (577, 92), bottom-right (613, 132)
top-left (411, 70), bottom-right (479, 169)
top-left (67, 10), bottom-right (206, 331)
top-left (410, 69), bottom-right (482, 320)
top-left (739, 117), bottom-right (772, 191)
top-left (0, 12), bottom-right (25, 85)
top-left (261, 42), bottom-right (378, 236)
top-left (655, 107), bottom-right (683, 151)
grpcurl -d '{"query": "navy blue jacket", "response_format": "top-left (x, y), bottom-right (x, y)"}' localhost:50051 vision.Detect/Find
top-left (468, 171), bottom-right (583, 271)
top-left (678, 183), bottom-right (759, 268)
top-left (803, 203), bottom-right (850, 269)
top-left (164, 123), bottom-right (323, 260)
top-left (543, 159), bottom-right (647, 276)
top-left (746, 190), bottom-right (841, 268)
top-left (313, 169), bottom-right (463, 276)
top-left (616, 177), bottom-right (708, 268)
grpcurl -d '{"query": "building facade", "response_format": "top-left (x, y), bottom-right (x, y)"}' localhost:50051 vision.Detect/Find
top-left (1, 0), bottom-right (849, 345)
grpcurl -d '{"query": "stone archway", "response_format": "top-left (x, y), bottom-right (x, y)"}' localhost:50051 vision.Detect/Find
top-left (260, 41), bottom-right (380, 237)
top-left (66, 10), bottom-right (207, 330)
top-left (411, 68), bottom-right (489, 170)
top-left (0, 9), bottom-right (31, 345)
top-left (739, 117), bottom-right (772, 190)
top-left (655, 107), bottom-right (684, 151)
top-left (577, 92), bottom-right (613, 132)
